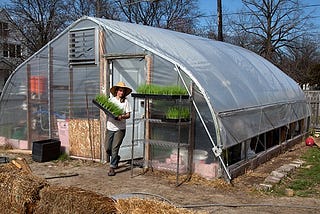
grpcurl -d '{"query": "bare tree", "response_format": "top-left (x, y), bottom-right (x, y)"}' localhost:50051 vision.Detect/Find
top-left (96, 0), bottom-right (121, 19)
top-left (116, 0), bottom-right (202, 33)
top-left (197, 17), bottom-right (218, 40)
top-left (308, 63), bottom-right (320, 89)
top-left (64, 0), bottom-right (96, 20)
top-left (65, 0), bottom-right (120, 21)
top-left (231, 0), bottom-right (311, 63)
top-left (199, 7), bottom-right (237, 42)
top-left (5, 0), bottom-right (121, 57)
top-left (6, 0), bottom-right (70, 55)
top-left (280, 37), bottom-right (320, 86)
top-left (116, 0), bottom-right (159, 25)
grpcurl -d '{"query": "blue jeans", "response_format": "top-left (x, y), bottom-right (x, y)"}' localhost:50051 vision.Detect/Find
top-left (107, 129), bottom-right (126, 168)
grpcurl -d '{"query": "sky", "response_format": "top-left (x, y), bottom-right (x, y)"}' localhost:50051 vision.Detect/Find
top-left (0, 0), bottom-right (319, 33)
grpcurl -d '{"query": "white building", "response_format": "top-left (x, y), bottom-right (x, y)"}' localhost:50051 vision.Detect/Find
top-left (0, 9), bottom-right (23, 95)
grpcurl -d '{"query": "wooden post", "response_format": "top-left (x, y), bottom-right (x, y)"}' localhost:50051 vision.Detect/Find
top-left (188, 82), bottom-right (195, 176)
top-left (26, 64), bottom-right (32, 148)
top-left (145, 55), bottom-right (152, 166)
top-left (49, 46), bottom-right (54, 138)
top-left (99, 30), bottom-right (107, 163)
top-left (69, 66), bottom-right (73, 118)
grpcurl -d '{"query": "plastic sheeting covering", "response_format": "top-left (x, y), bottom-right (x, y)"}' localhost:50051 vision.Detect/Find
top-left (92, 17), bottom-right (310, 148)
top-left (0, 16), bottom-right (310, 150)
top-left (94, 18), bottom-right (305, 109)
top-left (0, 24), bottom-right (101, 143)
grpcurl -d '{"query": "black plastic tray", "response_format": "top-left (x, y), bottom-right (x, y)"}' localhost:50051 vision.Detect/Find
top-left (161, 118), bottom-right (190, 123)
top-left (92, 99), bottom-right (118, 119)
top-left (131, 93), bottom-right (189, 100)
top-left (0, 156), bottom-right (9, 164)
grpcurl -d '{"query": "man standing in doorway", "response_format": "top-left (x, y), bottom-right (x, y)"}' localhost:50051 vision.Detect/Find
top-left (106, 82), bottom-right (132, 176)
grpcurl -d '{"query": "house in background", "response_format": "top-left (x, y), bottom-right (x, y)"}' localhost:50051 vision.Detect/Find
top-left (0, 9), bottom-right (23, 94)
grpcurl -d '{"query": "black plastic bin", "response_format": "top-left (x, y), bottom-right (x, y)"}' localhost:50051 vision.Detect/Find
top-left (32, 139), bottom-right (61, 162)
top-left (0, 156), bottom-right (9, 164)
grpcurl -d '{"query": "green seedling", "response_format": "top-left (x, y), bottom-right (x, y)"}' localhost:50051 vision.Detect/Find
top-left (165, 106), bottom-right (190, 119)
top-left (95, 94), bottom-right (124, 116)
top-left (136, 84), bottom-right (188, 95)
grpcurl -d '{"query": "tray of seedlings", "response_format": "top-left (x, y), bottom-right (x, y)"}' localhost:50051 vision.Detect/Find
top-left (131, 84), bottom-right (189, 99)
top-left (92, 94), bottom-right (124, 120)
top-left (162, 106), bottom-right (190, 123)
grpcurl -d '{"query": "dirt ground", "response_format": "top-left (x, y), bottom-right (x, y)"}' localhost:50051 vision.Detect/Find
top-left (1, 140), bottom-right (320, 214)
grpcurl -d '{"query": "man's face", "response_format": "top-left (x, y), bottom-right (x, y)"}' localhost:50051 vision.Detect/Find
top-left (117, 88), bottom-right (125, 98)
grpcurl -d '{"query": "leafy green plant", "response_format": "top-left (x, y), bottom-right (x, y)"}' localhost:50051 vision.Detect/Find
top-left (165, 106), bottom-right (190, 119)
top-left (94, 94), bottom-right (124, 116)
top-left (136, 84), bottom-right (188, 95)
top-left (58, 153), bottom-right (70, 161)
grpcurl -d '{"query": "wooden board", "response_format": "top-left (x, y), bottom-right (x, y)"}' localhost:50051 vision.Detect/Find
top-left (314, 138), bottom-right (320, 148)
top-left (68, 119), bottom-right (101, 159)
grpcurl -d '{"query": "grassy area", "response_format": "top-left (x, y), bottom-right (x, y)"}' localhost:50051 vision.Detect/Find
top-left (273, 146), bottom-right (320, 197)
top-left (57, 153), bottom-right (71, 161)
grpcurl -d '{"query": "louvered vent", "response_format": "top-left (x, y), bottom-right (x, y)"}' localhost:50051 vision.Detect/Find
top-left (69, 28), bottom-right (96, 65)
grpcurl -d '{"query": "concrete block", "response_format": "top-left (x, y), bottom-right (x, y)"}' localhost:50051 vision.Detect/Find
top-left (271, 170), bottom-right (285, 179)
top-left (152, 161), bottom-right (187, 173)
top-left (277, 164), bottom-right (295, 173)
top-left (194, 162), bottom-right (218, 179)
top-left (288, 163), bottom-right (300, 168)
top-left (258, 183), bottom-right (273, 191)
top-left (8, 139), bottom-right (19, 148)
top-left (291, 159), bottom-right (305, 165)
top-left (264, 175), bottom-right (281, 184)
top-left (18, 140), bottom-right (29, 150)
top-left (0, 136), bottom-right (7, 145)
top-left (166, 154), bottom-right (183, 164)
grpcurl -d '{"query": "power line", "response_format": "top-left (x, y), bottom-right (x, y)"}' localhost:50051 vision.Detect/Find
top-left (198, 4), bottom-right (320, 19)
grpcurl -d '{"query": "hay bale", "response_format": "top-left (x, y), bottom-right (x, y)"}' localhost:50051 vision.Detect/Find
top-left (0, 162), bottom-right (17, 172)
top-left (115, 198), bottom-right (196, 214)
top-left (34, 186), bottom-right (117, 214)
top-left (0, 163), bottom-right (48, 213)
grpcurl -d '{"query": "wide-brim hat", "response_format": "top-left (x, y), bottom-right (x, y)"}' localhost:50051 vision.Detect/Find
top-left (110, 82), bottom-right (132, 97)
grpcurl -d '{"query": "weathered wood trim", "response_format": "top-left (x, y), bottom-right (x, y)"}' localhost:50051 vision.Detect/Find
top-left (228, 134), bottom-right (305, 179)
top-left (104, 53), bottom-right (146, 60)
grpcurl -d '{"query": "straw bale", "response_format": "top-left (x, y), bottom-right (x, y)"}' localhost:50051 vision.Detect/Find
top-left (68, 119), bottom-right (100, 159)
top-left (34, 185), bottom-right (117, 214)
top-left (186, 174), bottom-right (231, 189)
top-left (115, 198), bottom-right (196, 214)
top-left (0, 163), bottom-right (48, 213)
top-left (0, 162), bottom-right (17, 172)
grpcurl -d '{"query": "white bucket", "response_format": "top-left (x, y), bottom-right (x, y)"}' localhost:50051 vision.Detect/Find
top-left (193, 150), bottom-right (208, 163)
top-left (171, 149), bottom-right (208, 164)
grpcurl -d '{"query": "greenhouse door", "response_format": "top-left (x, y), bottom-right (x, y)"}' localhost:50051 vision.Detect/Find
top-left (111, 57), bottom-right (145, 161)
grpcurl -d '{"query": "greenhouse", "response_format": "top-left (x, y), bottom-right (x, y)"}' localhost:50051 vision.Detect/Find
top-left (0, 16), bottom-right (310, 180)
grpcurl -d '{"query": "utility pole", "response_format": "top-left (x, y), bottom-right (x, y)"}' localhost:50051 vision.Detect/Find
top-left (217, 0), bottom-right (223, 41)
top-left (96, 0), bottom-right (102, 18)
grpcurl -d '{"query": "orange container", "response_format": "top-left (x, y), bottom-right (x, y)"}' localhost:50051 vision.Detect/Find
top-left (30, 76), bottom-right (46, 95)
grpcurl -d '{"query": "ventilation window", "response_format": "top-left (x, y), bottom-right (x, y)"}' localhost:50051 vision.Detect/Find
top-left (69, 28), bottom-right (97, 65)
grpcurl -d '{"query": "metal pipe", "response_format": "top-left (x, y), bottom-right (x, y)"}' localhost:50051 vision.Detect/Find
top-left (175, 65), bottom-right (231, 181)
